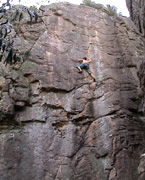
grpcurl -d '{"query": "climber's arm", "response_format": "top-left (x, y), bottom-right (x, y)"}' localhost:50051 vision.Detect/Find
top-left (78, 58), bottom-right (83, 63)
top-left (86, 58), bottom-right (91, 63)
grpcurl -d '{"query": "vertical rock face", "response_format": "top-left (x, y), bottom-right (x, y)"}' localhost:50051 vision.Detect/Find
top-left (126, 0), bottom-right (145, 36)
top-left (0, 3), bottom-right (145, 180)
top-left (126, 1), bottom-right (145, 177)
top-left (138, 154), bottom-right (145, 180)
top-left (138, 60), bottom-right (145, 113)
top-left (138, 59), bottom-right (145, 180)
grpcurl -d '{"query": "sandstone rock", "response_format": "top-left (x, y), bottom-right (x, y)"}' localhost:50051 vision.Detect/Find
top-left (138, 154), bottom-right (145, 180)
top-left (126, 0), bottom-right (145, 36)
top-left (0, 3), bottom-right (144, 180)
top-left (138, 60), bottom-right (145, 114)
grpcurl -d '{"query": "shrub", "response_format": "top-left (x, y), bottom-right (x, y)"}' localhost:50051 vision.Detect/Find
top-left (81, 0), bottom-right (120, 17)
top-left (106, 4), bottom-right (118, 16)
top-left (81, 0), bottom-right (104, 10)
top-left (134, 93), bottom-right (143, 105)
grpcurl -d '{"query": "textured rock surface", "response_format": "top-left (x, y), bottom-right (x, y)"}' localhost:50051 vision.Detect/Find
top-left (0, 3), bottom-right (145, 180)
top-left (138, 154), bottom-right (145, 180)
top-left (126, 0), bottom-right (145, 176)
top-left (138, 60), bottom-right (145, 113)
top-left (126, 0), bottom-right (145, 36)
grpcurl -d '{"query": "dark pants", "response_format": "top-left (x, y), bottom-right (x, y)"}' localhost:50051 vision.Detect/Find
top-left (76, 63), bottom-right (91, 74)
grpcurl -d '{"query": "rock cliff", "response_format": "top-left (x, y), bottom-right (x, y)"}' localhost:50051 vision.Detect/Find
top-left (126, 0), bottom-right (145, 178)
top-left (0, 3), bottom-right (145, 180)
top-left (126, 0), bottom-right (145, 36)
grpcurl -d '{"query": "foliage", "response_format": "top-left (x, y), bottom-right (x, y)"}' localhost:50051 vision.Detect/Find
top-left (81, 0), bottom-right (121, 17)
top-left (81, 0), bottom-right (104, 10)
top-left (21, 61), bottom-right (36, 69)
top-left (106, 4), bottom-right (118, 16)
top-left (72, 120), bottom-right (78, 126)
top-left (134, 93), bottom-right (143, 105)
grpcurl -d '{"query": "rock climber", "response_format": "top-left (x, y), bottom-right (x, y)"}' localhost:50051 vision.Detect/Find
top-left (76, 57), bottom-right (96, 82)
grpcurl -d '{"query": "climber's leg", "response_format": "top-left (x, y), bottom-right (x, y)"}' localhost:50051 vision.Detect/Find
top-left (76, 64), bottom-right (83, 72)
top-left (90, 73), bottom-right (96, 82)
top-left (87, 68), bottom-right (96, 81)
